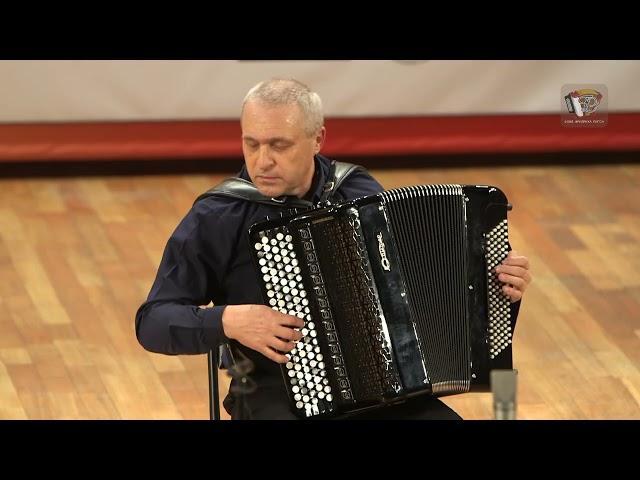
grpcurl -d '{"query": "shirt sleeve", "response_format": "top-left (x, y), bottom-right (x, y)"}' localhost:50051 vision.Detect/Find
top-left (135, 200), bottom-right (235, 355)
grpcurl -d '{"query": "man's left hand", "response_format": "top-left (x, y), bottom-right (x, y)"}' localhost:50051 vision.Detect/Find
top-left (495, 250), bottom-right (532, 303)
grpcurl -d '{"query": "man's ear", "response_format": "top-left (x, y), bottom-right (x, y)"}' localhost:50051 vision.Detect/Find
top-left (315, 126), bottom-right (326, 154)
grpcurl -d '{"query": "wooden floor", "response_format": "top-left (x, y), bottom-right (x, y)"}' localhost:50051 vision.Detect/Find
top-left (1, 162), bottom-right (639, 420)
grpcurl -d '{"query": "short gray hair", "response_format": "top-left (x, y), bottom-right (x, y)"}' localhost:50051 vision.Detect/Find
top-left (242, 78), bottom-right (324, 137)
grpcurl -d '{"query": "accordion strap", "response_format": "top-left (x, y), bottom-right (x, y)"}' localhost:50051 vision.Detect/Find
top-left (319, 161), bottom-right (364, 204)
top-left (194, 177), bottom-right (313, 209)
top-left (193, 160), bottom-right (364, 208)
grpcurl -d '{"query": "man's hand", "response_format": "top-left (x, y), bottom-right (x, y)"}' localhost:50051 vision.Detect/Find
top-left (221, 305), bottom-right (304, 363)
top-left (495, 250), bottom-right (532, 303)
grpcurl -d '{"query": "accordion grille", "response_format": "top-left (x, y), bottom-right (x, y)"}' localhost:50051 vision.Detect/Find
top-left (310, 208), bottom-right (401, 401)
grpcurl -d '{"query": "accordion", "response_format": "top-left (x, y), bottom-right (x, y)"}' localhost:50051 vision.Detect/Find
top-left (248, 184), bottom-right (515, 418)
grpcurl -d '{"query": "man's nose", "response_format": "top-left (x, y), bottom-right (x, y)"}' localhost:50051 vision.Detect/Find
top-left (257, 145), bottom-right (275, 169)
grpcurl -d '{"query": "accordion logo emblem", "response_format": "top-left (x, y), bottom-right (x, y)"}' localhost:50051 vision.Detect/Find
top-left (564, 89), bottom-right (603, 117)
top-left (561, 84), bottom-right (608, 128)
top-left (377, 232), bottom-right (391, 271)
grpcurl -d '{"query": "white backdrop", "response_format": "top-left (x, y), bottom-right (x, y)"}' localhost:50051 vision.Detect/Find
top-left (1, 60), bottom-right (639, 122)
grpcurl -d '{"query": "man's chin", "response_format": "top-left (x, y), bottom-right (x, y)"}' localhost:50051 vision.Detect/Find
top-left (255, 184), bottom-right (286, 198)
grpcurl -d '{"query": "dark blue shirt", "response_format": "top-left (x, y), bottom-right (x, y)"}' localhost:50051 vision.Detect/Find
top-left (135, 155), bottom-right (384, 384)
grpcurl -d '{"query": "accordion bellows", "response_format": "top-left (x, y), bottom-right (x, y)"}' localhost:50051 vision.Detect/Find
top-left (249, 184), bottom-right (514, 418)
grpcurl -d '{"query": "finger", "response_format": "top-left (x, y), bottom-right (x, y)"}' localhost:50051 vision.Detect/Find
top-left (501, 268), bottom-right (532, 287)
top-left (268, 336), bottom-right (296, 353)
top-left (502, 254), bottom-right (529, 270)
top-left (262, 347), bottom-right (289, 364)
top-left (495, 264), bottom-right (527, 278)
top-left (502, 285), bottom-right (522, 302)
top-left (275, 325), bottom-right (303, 342)
top-left (497, 272), bottom-right (526, 290)
top-left (278, 314), bottom-right (305, 329)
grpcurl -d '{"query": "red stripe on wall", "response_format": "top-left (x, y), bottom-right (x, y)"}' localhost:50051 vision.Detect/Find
top-left (0, 113), bottom-right (638, 162)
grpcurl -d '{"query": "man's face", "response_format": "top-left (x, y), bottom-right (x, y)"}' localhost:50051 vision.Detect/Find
top-left (241, 100), bottom-right (325, 198)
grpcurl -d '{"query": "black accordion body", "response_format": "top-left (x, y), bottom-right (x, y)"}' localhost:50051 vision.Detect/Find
top-left (248, 184), bottom-right (514, 418)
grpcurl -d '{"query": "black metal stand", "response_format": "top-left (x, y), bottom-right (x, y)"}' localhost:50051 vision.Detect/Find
top-left (207, 348), bottom-right (220, 421)
top-left (207, 343), bottom-right (255, 420)
top-left (226, 351), bottom-right (256, 420)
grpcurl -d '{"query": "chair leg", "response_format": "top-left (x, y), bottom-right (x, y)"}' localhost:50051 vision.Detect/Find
top-left (207, 349), bottom-right (221, 421)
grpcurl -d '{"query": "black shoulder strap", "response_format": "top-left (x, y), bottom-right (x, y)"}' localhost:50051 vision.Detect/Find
top-left (194, 160), bottom-right (364, 208)
top-left (193, 177), bottom-right (312, 209)
top-left (318, 161), bottom-right (365, 203)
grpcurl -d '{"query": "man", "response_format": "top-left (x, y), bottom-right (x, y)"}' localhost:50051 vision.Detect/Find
top-left (135, 78), bottom-right (532, 420)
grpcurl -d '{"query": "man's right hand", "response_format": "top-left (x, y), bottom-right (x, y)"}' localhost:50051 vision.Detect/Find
top-left (221, 305), bottom-right (305, 363)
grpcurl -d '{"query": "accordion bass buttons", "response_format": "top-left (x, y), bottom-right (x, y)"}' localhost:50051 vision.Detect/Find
top-left (256, 223), bottom-right (358, 414)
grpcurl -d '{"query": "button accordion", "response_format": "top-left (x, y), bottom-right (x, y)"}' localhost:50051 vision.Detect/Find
top-left (248, 184), bottom-right (515, 418)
